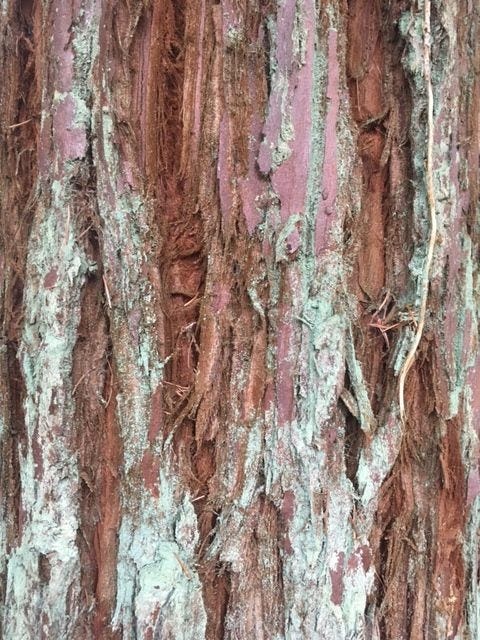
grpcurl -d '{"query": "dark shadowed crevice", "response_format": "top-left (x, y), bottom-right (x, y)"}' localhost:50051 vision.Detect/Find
top-left (141, 0), bottom-right (205, 446)
top-left (340, 373), bottom-right (364, 491)
top-left (344, 412), bottom-right (363, 492)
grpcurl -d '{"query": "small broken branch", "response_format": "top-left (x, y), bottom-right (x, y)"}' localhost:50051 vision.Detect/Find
top-left (102, 274), bottom-right (112, 309)
top-left (8, 118), bottom-right (32, 130)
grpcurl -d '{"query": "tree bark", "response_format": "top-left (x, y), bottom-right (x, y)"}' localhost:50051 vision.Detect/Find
top-left (0, 0), bottom-right (479, 638)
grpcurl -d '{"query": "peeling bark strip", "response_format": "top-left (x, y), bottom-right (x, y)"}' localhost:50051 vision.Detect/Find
top-left (0, 0), bottom-right (479, 639)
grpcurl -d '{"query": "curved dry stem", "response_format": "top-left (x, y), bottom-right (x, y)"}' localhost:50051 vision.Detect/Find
top-left (398, 0), bottom-right (437, 423)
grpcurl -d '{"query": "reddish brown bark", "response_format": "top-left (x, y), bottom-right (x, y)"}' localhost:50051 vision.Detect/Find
top-left (1, 0), bottom-right (479, 638)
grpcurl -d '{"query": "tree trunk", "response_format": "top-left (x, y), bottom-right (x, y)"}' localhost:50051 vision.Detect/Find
top-left (0, 0), bottom-right (479, 638)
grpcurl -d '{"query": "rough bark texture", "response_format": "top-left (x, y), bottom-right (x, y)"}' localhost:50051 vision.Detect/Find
top-left (0, 0), bottom-right (479, 638)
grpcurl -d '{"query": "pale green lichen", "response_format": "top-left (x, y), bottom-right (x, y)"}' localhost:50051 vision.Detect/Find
top-left (292, 0), bottom-right (308, 66)
top-left (274, 213), bottom-right (302, 262)
top-left (72, 11), bottom-right (100, 92)
top-left (207, 418), bottom-right (265, 570)
top-left (247, 281), bottom-right (266, 320)
top-left (4, 8), bottom-right (104, 628)
top-left (271, 79), bottom-right (295, 169)
top-left (356, 415), bottom-right (402, 509)
top-left (113, 482), bottom-right (206, 637)
top-left (4, 175), bottom-right (89, 637)
top-left (258, 10), bottom-right (375, 635)
top-left (0, 349), bottom-right (8, 631)
top-left (464, 497), bottom-right (480, 636)
top-left (448, 239), bottom-right (477, 417)
top-left (225, 25), bottom-right (244, 49)
top-left (345, 323), bottom-right (376, 434)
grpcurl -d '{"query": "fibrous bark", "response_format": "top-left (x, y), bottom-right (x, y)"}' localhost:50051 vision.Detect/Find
top-left (0, 0), bottom-right (479, 638)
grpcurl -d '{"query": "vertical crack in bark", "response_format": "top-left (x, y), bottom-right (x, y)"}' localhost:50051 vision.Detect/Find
top-left (153, 3), bottom-right (241, 634)
top-left (140, 1), bottom-right (224, 634)
top-left (0, 0), bottom-right (40, 628)
top-left (72, 178), bottom-right (121, 638)
top-left (140, 0), bottom-right (205, 447)
top-left (92, 356), bottom-right (122, 640)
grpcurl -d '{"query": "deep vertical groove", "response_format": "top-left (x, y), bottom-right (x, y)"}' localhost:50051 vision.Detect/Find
top-left (72, 187), bottom-right (121, 638)
top-left (141, 1), bottom-right (222, 633)
top-left (0, 0), bottom-right (40, 628)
